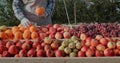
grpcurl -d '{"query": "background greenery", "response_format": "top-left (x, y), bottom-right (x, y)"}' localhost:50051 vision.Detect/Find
top-left (0, 0), bottom-right (120, 26)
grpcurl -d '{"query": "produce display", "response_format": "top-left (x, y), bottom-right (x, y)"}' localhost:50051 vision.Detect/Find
top-left (0, 23), bottom-right (119, 57)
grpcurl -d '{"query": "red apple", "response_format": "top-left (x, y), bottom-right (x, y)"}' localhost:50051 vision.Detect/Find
top-left (16, 41), bottom-right (23, 49)
top-left (37, 49), bottom-right (45, 57)
top-left (39, 33), bottom-right (47, 39)
top-left (25, 39), bottom-right (33, 45)
top-left (95, 35), bottom-right (103, 40)
top-left (86, 37), bottom-right (92, 43)
top-left (19, 49), bottom-right (27, 57)
top-left (91, 39), bottom-right (99, 47)
top-left (104, 48), bottom-right (114, 56)
top-left (55, 50), bottom-right (65, 57)
top-left (80, 33), bottom-right (87, 40)
top-left (63, 32), bottom-right (71, 39)
top-left (46, 50), bottom-right (54, 57)
top-left (0, 45), bottom-right (7, 54)
top-left (49, 27), bottom-right (56, 34)
top-left (51, 42), bottom-right (59, 50)
top-left (95, 50), bottom-right (104, 57)
top-left (8, 45), bottom-right (19, 55)
top-left (49, 34), bottom-right (55, 39)
top-left (41, 42), bottom-right (47, 47)
top-left (44, 45), bottom-right (52, 51)
top-left (27, 49), bottom-right (36, 57)
top-left (96, 44), bottom-right (105, 51)
top-left (2, 51), bottom-right (10, 57)
top-left (63, 26), bottom-right (70, 32)
top-left (78, 51), bottom-right (85, 57)
top-left (107, 42), bottom-right (116, 49)
top-left (114, 49), bottom-right (119, 56)
top-left (32, 41), bottom-right (40, 48)
top-left (46, 24), bottom-right (52, 28)
top-left (6, 41), bottom-right (14, 48)
top-left (41, 27), bottom-right (48, 32)
top-left (14, 54), bottom-right (19, 57)
top-left (36, 45), bottom-right (43, 52)
top-left (86, 49), bottom-right (93, 57)
top-left (100, 38), bottom-right (108, 46)
top-left (22, 43), bottom-right (31, 50)
top-left (85, 40), bottom-right (91, 46)
top-left (53, 24), bottom-right (60, 29)
top-left (55, 32), bottom-right (63, 39)
top-left (81, 46), bottom-right (89, 52)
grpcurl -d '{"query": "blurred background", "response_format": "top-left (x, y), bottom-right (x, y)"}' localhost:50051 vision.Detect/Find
top-left (0, 0), bottom-right (120, 26)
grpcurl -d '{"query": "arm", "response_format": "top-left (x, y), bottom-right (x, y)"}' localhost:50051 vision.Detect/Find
top-left (12, 0), bottom-right (25, 21)
top-left (46, 0), bottom-right (55, 16)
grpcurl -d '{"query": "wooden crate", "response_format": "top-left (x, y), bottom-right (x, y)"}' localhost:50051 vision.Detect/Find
top-left (0, 57), bottom-right (120, 63)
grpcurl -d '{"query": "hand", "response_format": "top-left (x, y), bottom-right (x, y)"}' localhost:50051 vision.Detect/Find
top-left (21, 18), bottom-right (31, 28)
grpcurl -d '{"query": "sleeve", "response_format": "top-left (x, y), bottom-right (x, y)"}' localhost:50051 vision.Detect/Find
top-left (46, 0), bottom-right (55, 16)
top-left (12, 0), bottom-right (25, 21)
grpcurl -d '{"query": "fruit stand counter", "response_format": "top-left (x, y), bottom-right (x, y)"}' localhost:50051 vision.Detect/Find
top-left (0, 57), bottom-right (119, 63)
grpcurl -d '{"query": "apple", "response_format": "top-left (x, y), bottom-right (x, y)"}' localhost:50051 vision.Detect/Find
top-left (107, 42), bottom-right (116, 49)
top-left (81, 40), bottom-right (86, 46)
top-left (44, 37), bottom-right (52, 45)
top-left (32, 41), bottom-right (40, 48)
top-left (64, 47), bottom-right (71, 54)
top-left (80, 33), bottom-right (87, 40)
top-left (37, 49), bottom-right (45, 57)
top-left (68, 42), bottom-right (76, 49)
top-left (46, 24), bottom-right (52, 28)
top-left (0, 45), bottom-right (7, 54)
top-left (22, 43), bottom-right (31, 50)
top-left (14, 54), bottom-right (19, 57)
top-left (114, 49), bottom-right (119, 56)
top-left (95, 50), bottom-right (104, 57)
top-left (69, 52), bottom-right (77, 57)
top-left (104, 48), bottom-right (114, 56)
top-left (71, 36), bottom-right (78, 41)
top-left (25, 39), bottom-right (33, 45)
top-left (61, 41), bottom-right (69, 47)
top-left (95, 35), bottom-right (103, 40)
top-left (86, 49), bottom-right (93, 57)
top-left (16, 41), bottom-right (23, 49)
top-left (51, 42), bottom-right (59, 50)
top-left (96, 44), bottom-right (105, 51)
top-left (73, 49), bottom-right (78, 53)
top-left (85, 40), bottom-right (91, 46)
top-left (49, 34), bottom-right (55, 39)
top-left (46, 50), bottom-right (54, 57)
top-left (100, 38), bottom-right (108, 46)
top-left (86, 37), bottom-right (92, 43)
top-left (27, 49), bottom-right (36, 57)
top-left (49, 27), bottom-right (56, 34)
top-left (76, 42), bottom-right (82, 49)
top-left (2, 51), bottom-right (10, 57)
top-left (63, 32), bottom-right (71, 39)
top-left (39, 33), bottom-right (47, 39)
top-left (58, 46), bottom-right (65, 50)
top-left (44, 45), bottom-right (52, 51)
top-left (53, 24), bottom-right (60, 29)
top-left (63, 26), bottom-right (70, 32)
top-left (41, 42), bottom-right (47, 47)
top-left (55, 32), bottom-right (63, 39)
top-left (116, 41), bottom-right (120, 49)
top-left (57, 27), bottom-right (63, 32)
top-left (6, 41), bottom-right (14, 48)
top-left (78, 51), bottom-right (85, 57)
top-left (91, 39), bottom-right (99, 47)
top-left (55, 50), bottom-right (65, 57)
top-left (90, 46), bottom-right (96, 52)
top-left (36, 45), bottom-right (43, 52)
top-left (41, 27), bottom-right (48, 32)
top-left (19, 49), bottom-right (27, 57)
top-left (8, 45), bottom-right (19, 55)
top-left (81, 46), bottom-right (88, 52)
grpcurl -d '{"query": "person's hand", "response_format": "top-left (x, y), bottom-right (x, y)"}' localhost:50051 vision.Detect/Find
top-left (21, 18), bottom-right (31, 28)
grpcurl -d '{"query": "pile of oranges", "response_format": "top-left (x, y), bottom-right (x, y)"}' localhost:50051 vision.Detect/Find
top-left (0, 24), bottom-right (39, 40)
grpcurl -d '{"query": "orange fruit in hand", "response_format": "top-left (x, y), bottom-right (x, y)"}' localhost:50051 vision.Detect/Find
top-left (35, 7), bottom-right (45, 15)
